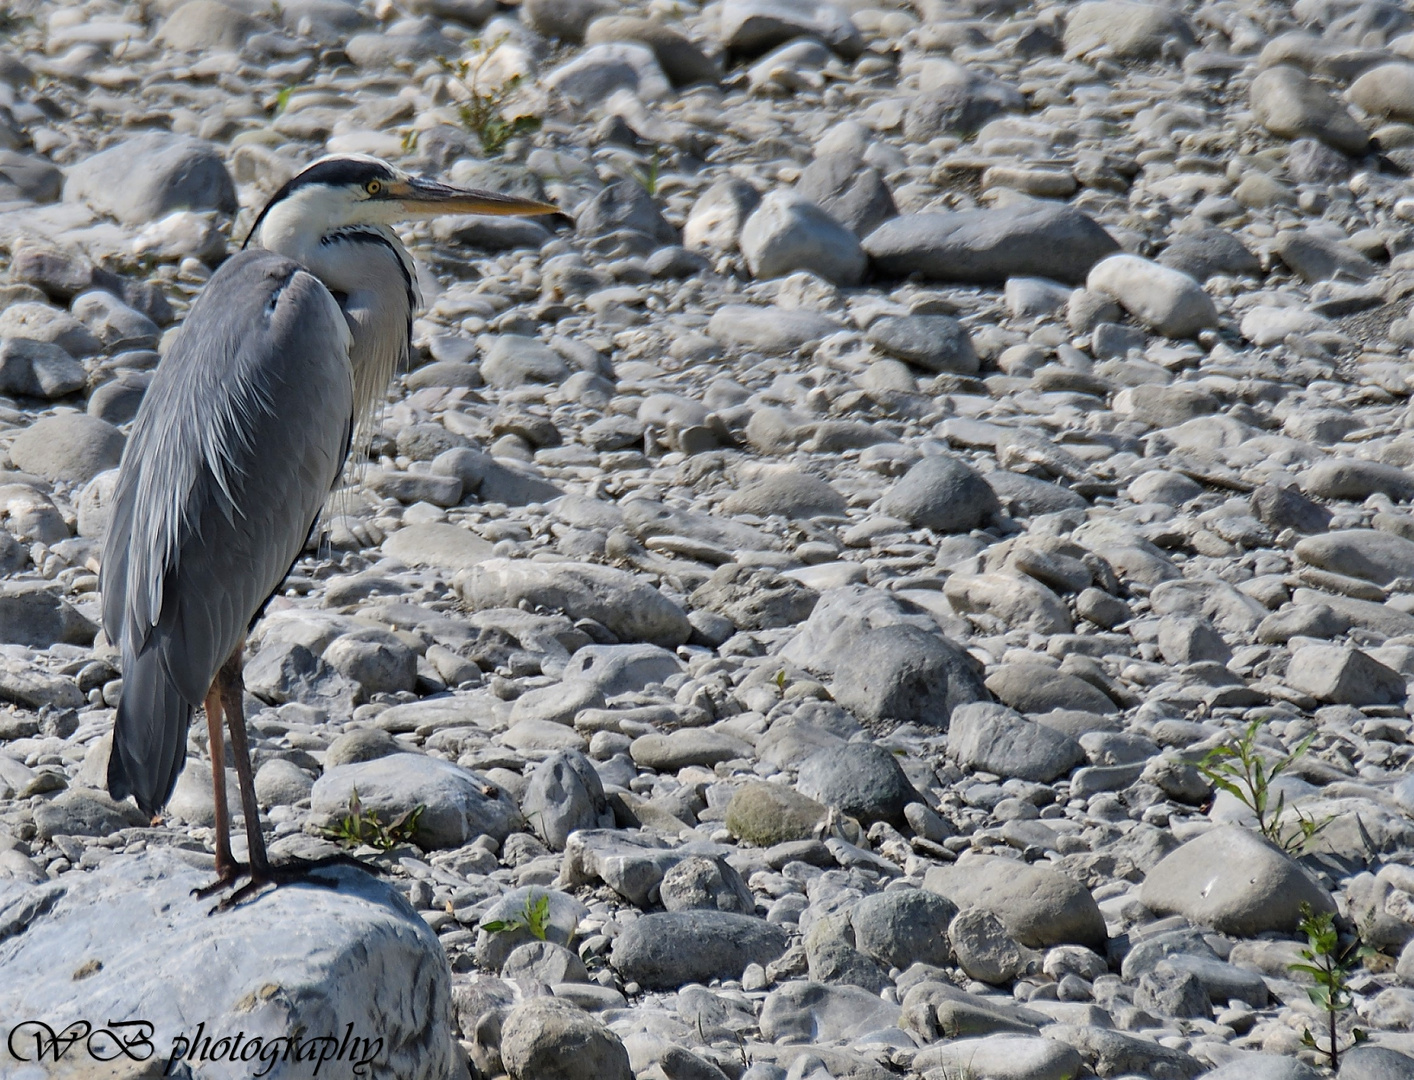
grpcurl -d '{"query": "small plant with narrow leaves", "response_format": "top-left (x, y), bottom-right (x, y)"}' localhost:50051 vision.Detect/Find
top-left (1291, 902), bottom-right (1375, 1071)
top-left (439, 41), bottom-right (542, 157)
top-left (630, 148), bottom-right (664, 197)
top-left (320, 788), bottom-right (425, 851)
top-left (1197, 718), bottom-right (1330, 854)
top-left (481, 894), bottom-right (552, 940)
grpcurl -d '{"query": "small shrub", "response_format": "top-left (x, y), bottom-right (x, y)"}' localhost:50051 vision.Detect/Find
top-left (1291, 902), bottom-right (1374, 1071)
top-left (320, 788), bottom-right (424, 851)
top-left (439, 41), bottom-right (542, 157)
top-left (1197, 718), bottom-right (1329, 854)
top-left (481, 894), bottom-right (552, 940)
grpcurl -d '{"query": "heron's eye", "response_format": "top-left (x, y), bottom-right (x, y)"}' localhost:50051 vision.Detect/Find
top-left (365, 180), bottom-right (383, 196)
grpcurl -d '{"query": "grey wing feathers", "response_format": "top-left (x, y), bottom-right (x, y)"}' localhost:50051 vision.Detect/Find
top-left (102, 250), bottom-right (354, 815)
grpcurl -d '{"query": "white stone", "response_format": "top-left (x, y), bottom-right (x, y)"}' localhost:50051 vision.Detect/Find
top-left (1086, 254), bottom-right (1217, 338)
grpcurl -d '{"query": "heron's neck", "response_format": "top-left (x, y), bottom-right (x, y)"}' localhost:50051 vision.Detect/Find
top-left (253, 203), bottom-right (421, 449)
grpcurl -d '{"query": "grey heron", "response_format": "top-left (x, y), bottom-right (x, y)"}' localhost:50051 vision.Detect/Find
top-left (100, 154), bottom-right (557, 902)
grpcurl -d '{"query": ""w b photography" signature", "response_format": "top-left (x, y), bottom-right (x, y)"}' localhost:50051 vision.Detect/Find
top-left (7, 1018), bottom-right (384, 1076)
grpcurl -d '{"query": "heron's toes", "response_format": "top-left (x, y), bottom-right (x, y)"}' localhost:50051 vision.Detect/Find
top-left (193, 862), bottom-right (250, 900)
top-left (202, 854), bottom-right (381, 913)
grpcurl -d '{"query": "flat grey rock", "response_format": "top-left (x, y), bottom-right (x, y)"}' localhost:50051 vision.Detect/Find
top-left (948, 702), bottom-right (1086, 782)
top-left (759, 980), bottom-right (901, 1042)
top-left (828, 624), bottom-right (987, 729)
top-left (864, 204), bottom-right (1119, 284)
top-left (611, 910), bottom-right (789, 988)
top-left (457, 558), bottom-right (691, 647)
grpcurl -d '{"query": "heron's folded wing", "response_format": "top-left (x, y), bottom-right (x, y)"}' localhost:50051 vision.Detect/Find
top-left (102, 249), bottom-right (354, 705)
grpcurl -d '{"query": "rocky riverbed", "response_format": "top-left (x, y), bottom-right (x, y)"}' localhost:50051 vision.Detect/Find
top-left (4, 0), bottom-right (1414, 1077)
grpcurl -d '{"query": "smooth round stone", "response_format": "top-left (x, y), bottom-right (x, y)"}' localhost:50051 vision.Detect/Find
top-left (9, 413), bottom-right (125, 484)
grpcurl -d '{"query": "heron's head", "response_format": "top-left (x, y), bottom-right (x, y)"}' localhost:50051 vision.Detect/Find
top-left (245, 154), bottom-right (559, 250)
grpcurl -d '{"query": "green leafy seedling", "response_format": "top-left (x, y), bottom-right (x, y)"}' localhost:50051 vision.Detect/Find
top-left (1291, 902), bottom-right (1375, 1071)
top-left (320, 787), bottom-right (425, 851)
top-left (481, 894), bottom-right (552, 940)
top-left (631, 148), bottom-right (663, 197)
top-left (1197, 718), bottom-right (1330, 854)
top-left (439, 42), bottom-right (542, 157)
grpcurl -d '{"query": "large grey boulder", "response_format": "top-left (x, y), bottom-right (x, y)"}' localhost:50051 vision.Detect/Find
top-left (924, 856), bottom-right (1107, 951)
top-left (721, 0), bottom-right (863, 58)
top-left (796, 742), bottom-right (920, 826)
top-left (65, 133), bottom-right (238, 226)
top-left (1285, 645), bottom-right (1406, 706)
top-left (0, 851), bottom-right (453, 1079)
top-left (521, 750), bottom-right (615, 851)
top-left (1249, 65), bottom-right (1370, 155)
top-left (1086, 254), bottom-right (1217, 338)
top-left (1294, 529), bottom-right (1414, 585)
top-left (881, 454), bottom-right (1001, 532)
top-left (9, 413), bottom-right (125, 484)
top-left (759, 981), bottom-right (902, 1042)
top-left (1063, 0), bottom-right (1196, 58)
top-left (851, 889), bottom-right (958, 970)
top-left (740, 191), bottom-right (867, 285)
top-left (796, 153), bottom-right (896, 236)
top-left (1139, 826), bottom-right (1336, 935)
top-left (915, 1035), bottom-right (1084, 1080)
top-left (827, 624), bottom-right (987, 729)
top-left (0, 582), bottom-right (96, 648)
top-left (866, 314), bottom-right (978, 375)
top-left (782, 584), bottom-right (953, 678)
top-left (948, 702), bottom-right (1086, 782)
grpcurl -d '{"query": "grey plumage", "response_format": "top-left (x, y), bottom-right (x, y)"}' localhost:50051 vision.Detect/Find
top-left (102, 251), bottom-right (353, 814)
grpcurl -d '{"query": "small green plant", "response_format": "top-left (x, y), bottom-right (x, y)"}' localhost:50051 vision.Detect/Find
top-left (481, 894), bottom-right (551, 939)
top-left (272, 83), bottom-right (299, 116)
top-left (630, 148), bottom-right (663, 197)
top-left (320, 788), bottom-right (424, 851)
top-left (1197, 718), bottom-right (1330, 855)
top-left (1291, 903), bottom-right (1374, 1071)
top-left (439, 42), bottom-right (542, 157)
top-left (774, 669), bottom-right (787, 693)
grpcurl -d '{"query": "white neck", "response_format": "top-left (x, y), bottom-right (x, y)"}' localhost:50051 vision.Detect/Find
top-left (249, 186), bottom-right (422, 451)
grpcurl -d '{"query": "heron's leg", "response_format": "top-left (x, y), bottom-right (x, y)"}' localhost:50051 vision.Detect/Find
top-left (203, 684), bottom-right (236, 879)
top-left (218, 649), bottom-right (271, 880)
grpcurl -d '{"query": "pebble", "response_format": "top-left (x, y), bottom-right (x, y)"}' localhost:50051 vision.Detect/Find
top-left (1249, 64), bottom-right (1371, 154)
top-left (739, 191), bottom-right (866, 286)
top-left (1086, 254), bottom-right (1218, 338)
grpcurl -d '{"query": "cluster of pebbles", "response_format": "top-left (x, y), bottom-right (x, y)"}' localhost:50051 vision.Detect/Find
top-left (8, 0), bottom-right (1414, 1076)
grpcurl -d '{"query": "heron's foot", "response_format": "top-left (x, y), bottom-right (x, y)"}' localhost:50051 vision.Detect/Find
top-left (204, 853), bottom-right (382, 913)
top-left (193, 861), bottom-right (249, 899)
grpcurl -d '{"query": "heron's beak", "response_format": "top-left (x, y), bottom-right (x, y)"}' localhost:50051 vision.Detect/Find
top-left (388, 177), bottom-right (559, 217)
